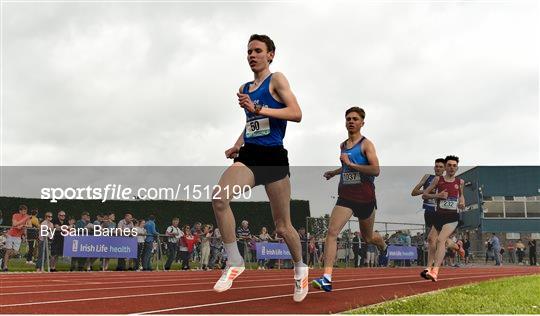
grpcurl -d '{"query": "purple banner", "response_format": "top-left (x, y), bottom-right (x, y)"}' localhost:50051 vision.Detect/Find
top-left (256, 242), bottom-right (292, 259)
top-left (387, 245), bottom-right (418, 260)
top-left (63, 236), bottom-right (138, 258)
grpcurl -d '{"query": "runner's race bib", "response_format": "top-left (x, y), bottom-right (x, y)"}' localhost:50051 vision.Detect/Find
top-left (342, 172), bottom-right (362, 185)
top-left (439, 198), bottom-right (458, 210)
top-left (245, 118), bottom-right (270, 138)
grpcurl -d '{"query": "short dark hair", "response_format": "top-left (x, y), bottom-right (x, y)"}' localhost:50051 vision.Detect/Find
top-left (148, 215), bottom-right (155, 221)
top-left (81, 211), bottom-right (90, 217)
top-left (19, 205), bottom-right (28, 211)
top-left (249, 34), bottom-right (275, 53)
top-left (445, 155), bottom-right (459, 164)
top-left (345, 107), bottom-right (365, 119)
top-left (435, 158), bottom-right (445, 164)
top-left (30, 209), bottom-right (38, 215)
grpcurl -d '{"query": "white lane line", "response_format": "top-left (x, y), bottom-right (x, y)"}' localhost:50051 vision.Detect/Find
top-left (0, 270), bottom-right (407, 289)
top-left (0, 275), bottom-right (424, 296)
top-left (0, 270), bottom-right (502, 296)
top-left (1, 267), bottom-right (529, 282)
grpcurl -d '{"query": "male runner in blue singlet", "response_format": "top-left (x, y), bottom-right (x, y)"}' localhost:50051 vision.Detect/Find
top-left (212, 34), bottom-right (308, 302)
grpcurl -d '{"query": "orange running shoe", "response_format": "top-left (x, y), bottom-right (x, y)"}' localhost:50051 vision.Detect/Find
top-left (426, 268), bottom-right (438, 282)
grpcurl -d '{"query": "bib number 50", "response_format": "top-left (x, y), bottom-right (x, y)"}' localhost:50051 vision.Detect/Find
top-left (245, 118), bottom-right (270, 138)
top-left (249, 121), bottom-right (260, 132)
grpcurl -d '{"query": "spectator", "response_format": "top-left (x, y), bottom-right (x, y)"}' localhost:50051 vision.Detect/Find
top-left (2, 205), bottom-right (31, 271)
top-left (236, 220), bottom-right (251, 261)
top-left (100, 213), bottom-right (116, 271)
top-left (455, 238), bottom-right (464, 265)
top-left (404, 231), bottom-right (412, 267)
top-left (516, 239), bottom-right (526, 264)
top-left (0, 210), bottom-right (3, 226)
top-left (70, 212), bottom-right (90, 271)
top-left (248, 235), bottom-right (258, 264)
top-left (485, 238), bottom-right (493, 263)
top-left (352, 231), bottom-right (361, 268)
top-left (164, 217), bottom-right (181, 270)
top-left (191, 222), bottom-right (203, 262)
top-left (464, 237), bottom-right (471, 264)
top-left (298, 227), bottom-right (308, 264)
top-left (0, 230), bottom-right (7, 269)
top-left (64, 216), bottom-right (77, 271)
top-left (85, 214), bottom-right (103, 271)
top-left (507, 240), bottom-right (516, 264)
top-left (404, 231), bottom-right (412, 246)
top-left (366, 242), bottom-right (378, 267)
top-left (36, 212), bottom-right (54, 272)
top-left (267, 230), bottom-right (283, 269)
top-left (317, 235), bottom-right (325, 266)
top-left (209, 227), bottom-right (223, 270)
top-left (142, 215), bottom-right (158, 271)
top-left (86, 214), bottom-right (103, 271)
top-left (490, 233), bottom-right (502, 266)
top-left (117, 212), bottom-right (135, 271)
top-left (415, 232), bottom-right (425, 266)
top-left (200, 224), bottom-right (213, 270)
top-left (179, 225), bottom-right (198, 270)
top-left (134, 219), bottom-right (146, 271)
top-left (50, 210), bottom-right (68, 272)
top-left (308, 235), bottom-right (319, 268)
top-left (25, 208), bottom-right (40, 265)
top-left (257, 227), bottom-right (271, 269)
top-left (528, 238), bottom-right (537, 266)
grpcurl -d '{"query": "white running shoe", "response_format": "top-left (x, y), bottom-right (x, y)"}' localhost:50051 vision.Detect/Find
top-left (293, 266), bottom-right (309, 302)
top-left (213, 265), bottom-right (245, 292)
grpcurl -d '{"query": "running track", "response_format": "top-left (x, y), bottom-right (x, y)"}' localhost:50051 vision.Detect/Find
top-left (1, 266), bottom-right (538, 314)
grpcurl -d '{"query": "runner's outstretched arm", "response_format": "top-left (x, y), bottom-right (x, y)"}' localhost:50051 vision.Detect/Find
top-left (411, 174), bottom-right (429, 196)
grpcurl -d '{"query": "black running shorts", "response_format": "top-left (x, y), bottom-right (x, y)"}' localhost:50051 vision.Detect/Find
top-left (433, 211), bottom-right (460, 232)
top-left (336, 197), bottom-right (377, 220)
top-left (234, 143), bottom-right (290, 186)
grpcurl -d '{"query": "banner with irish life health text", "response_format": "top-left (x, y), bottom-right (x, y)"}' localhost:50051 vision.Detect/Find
top-left (63, 236), bottom-right (138, 258)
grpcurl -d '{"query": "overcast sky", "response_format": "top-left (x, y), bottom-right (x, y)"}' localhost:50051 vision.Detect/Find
top-left (1, 1), bottom-right (538, 223)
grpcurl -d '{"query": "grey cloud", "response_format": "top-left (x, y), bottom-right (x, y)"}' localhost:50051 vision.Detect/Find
top-left (2, 2), bottom-right (538, 167)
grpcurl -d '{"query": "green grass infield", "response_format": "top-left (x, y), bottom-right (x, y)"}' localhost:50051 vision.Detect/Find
top-left (347, 274), bottom-right (540, 314)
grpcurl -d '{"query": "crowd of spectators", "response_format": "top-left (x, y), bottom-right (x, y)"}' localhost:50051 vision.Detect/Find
top-left (1, 206), bottom-right (538, 272)
top-left (484, 234), bottom-right (537, 266)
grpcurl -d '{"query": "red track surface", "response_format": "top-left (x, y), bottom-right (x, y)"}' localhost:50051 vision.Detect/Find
top-left (1, 266), bottom-right (539, 314)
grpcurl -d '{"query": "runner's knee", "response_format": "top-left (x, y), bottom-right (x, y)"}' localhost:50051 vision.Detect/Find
top-left (436, 236), bottom-right (447, 245)
top-left (275, 223), bottom-right (292, 237)
top-left (212, 190), bottom-right (229, 212)
top-left (327, 227), bottom-right (339, 239)
top-left (364, 235), bottom-right (375, 244)
top-left (211, 193), bottom-right (230, 212)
